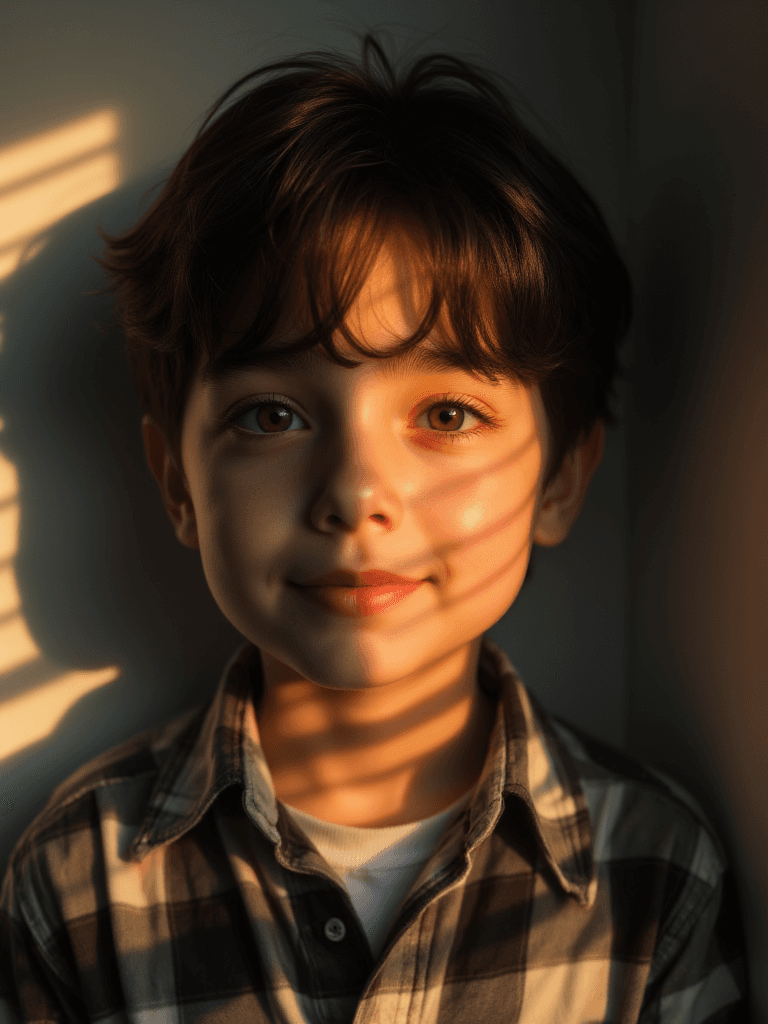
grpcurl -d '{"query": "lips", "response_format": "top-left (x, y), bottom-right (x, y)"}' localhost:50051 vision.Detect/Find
top-left (297, 568), bottom-right (423, 588)
top-left (292, 568), bottom-right (426, 617)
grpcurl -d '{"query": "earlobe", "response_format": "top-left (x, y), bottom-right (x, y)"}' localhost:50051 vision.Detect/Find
top-left (141, 415), bottom-right (200, 549)
top-left (533, 419), bottom-right (605, 548)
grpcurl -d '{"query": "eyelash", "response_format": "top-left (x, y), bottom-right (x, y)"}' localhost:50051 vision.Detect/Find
top-left (223, 392), bottom-right (499, 442)
top-left (223, 393), bottom-right (303, 436)
top-left (423, 394), bottom-right (500, 442)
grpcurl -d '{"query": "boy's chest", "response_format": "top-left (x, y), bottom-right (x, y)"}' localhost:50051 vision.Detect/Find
top-left (97, 869), bottom-right (654, 1024)
top-left (92, 813), bottom-right (659, 1024)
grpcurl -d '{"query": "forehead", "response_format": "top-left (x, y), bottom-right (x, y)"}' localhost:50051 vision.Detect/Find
top-left (207, 228), bottom-right (506, 387)
top-left (222, 224), bottom-right (435, 342)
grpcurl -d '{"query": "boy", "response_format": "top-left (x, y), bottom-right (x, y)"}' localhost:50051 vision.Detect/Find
top-left (0, 34), bottom-right (747, 1023)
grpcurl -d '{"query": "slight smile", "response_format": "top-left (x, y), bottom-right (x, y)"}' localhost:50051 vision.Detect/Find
top-left (292, 569), bottom-right (426, 618)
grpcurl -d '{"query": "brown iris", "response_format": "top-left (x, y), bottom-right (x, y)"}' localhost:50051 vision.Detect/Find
top-left (256, 404), bottom-right (293, 432)
top-left (428, 405), bottom-right (464, 431)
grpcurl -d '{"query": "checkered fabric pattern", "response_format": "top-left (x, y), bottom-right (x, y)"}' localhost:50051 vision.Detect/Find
top-left (0, 638), bottom-right (747, 1022)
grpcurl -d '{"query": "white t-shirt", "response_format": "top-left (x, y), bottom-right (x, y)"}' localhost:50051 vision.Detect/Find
top-left (284, 790), bottom-right (473, 959)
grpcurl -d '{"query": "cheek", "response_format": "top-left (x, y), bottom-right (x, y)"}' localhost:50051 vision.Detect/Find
top-left (194, 462), bottom-right (300, 576)
top-left (409, 460), bottom-right (540, 636)
top-left (414, 455), bottom-right (541, 572)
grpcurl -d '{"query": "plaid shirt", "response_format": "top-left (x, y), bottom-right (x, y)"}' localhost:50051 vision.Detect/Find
top-left (0, 638), bottom-right (747, 1023)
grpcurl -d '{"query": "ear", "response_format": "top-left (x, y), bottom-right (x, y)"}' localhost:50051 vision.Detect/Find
top-left (141, 414), bottom-right (199, 549)
top-left (533, 419), bottom-right (605, 547)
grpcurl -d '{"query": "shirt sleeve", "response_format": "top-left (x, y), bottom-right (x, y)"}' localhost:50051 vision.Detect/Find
top-left (638, 861), bottom-right (749, 1024)
top-left (0, 858), bottom-right (86, 1024)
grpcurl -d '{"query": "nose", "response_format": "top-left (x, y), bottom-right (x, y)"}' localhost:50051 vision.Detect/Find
top-left (309, 434), bottom-right (403, 535)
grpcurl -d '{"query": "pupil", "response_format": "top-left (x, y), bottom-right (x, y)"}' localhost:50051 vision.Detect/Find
top-left (258, 405), bottom-right (290, 431)
top-left (434, 406), bottom-right (463, 430)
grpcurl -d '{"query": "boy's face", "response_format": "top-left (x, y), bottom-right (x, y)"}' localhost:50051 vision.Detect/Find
top-left (143, 232), bottom-right (602, 694)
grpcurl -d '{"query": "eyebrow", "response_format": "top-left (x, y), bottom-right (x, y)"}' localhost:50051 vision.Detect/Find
top-left (202, 343), bottom-right (486, 387)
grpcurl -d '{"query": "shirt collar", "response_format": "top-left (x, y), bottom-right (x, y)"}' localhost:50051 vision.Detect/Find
top-left (130, 637), bottom-right (596, 906)
top-left (471, 639), bottom-right (597, 907)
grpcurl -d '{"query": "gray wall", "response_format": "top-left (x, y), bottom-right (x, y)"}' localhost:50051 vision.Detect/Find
top-left (626, 2), bottom-right (768, 1015)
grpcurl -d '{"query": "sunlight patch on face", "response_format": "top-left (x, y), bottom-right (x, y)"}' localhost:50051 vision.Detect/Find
top-left (457, 502), bottom-right (486, 532)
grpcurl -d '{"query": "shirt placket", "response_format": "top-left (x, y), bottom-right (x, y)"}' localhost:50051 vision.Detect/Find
top-left (276, 839), bottom-right (376, 1012)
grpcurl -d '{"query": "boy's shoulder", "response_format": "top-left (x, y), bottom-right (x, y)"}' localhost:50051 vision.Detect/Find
top-left (8, 701), bottom-right (208, 873)
top-left (547, 712), bottom-right (729, 885)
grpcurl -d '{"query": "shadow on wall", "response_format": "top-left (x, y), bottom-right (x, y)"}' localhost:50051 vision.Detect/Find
top-left (0, 175), bottom-right (243, 875)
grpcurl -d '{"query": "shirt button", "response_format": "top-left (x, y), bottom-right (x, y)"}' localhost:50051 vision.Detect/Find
top-left (324, 917), bottom-right (346, 942)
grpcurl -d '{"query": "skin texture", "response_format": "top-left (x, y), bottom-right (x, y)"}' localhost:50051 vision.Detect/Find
top-left (142, 231), bottom-right (605, 826)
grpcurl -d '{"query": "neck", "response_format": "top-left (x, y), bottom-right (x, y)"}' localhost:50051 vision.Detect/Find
top-left (255, 637), bottom-right (496, 827)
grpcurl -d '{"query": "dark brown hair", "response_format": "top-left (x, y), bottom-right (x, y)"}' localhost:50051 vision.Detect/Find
top-left (97, 33), bottom-right (632, 486)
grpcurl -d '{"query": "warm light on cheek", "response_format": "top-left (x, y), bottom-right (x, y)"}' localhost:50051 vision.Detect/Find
top-left (457, 502), bottom-right (486, 532)
top-left (454, 486), bottom-right (536, 539)
top-left (413, 441), bottom-right (541, 543)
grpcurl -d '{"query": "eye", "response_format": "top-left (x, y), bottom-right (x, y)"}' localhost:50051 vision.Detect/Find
top-left (426, 404), bottom-right (474, 431)
top-left (232, 399), bottom-right (306, 435)
top-left (418, 397), bottom-right (491, 436)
